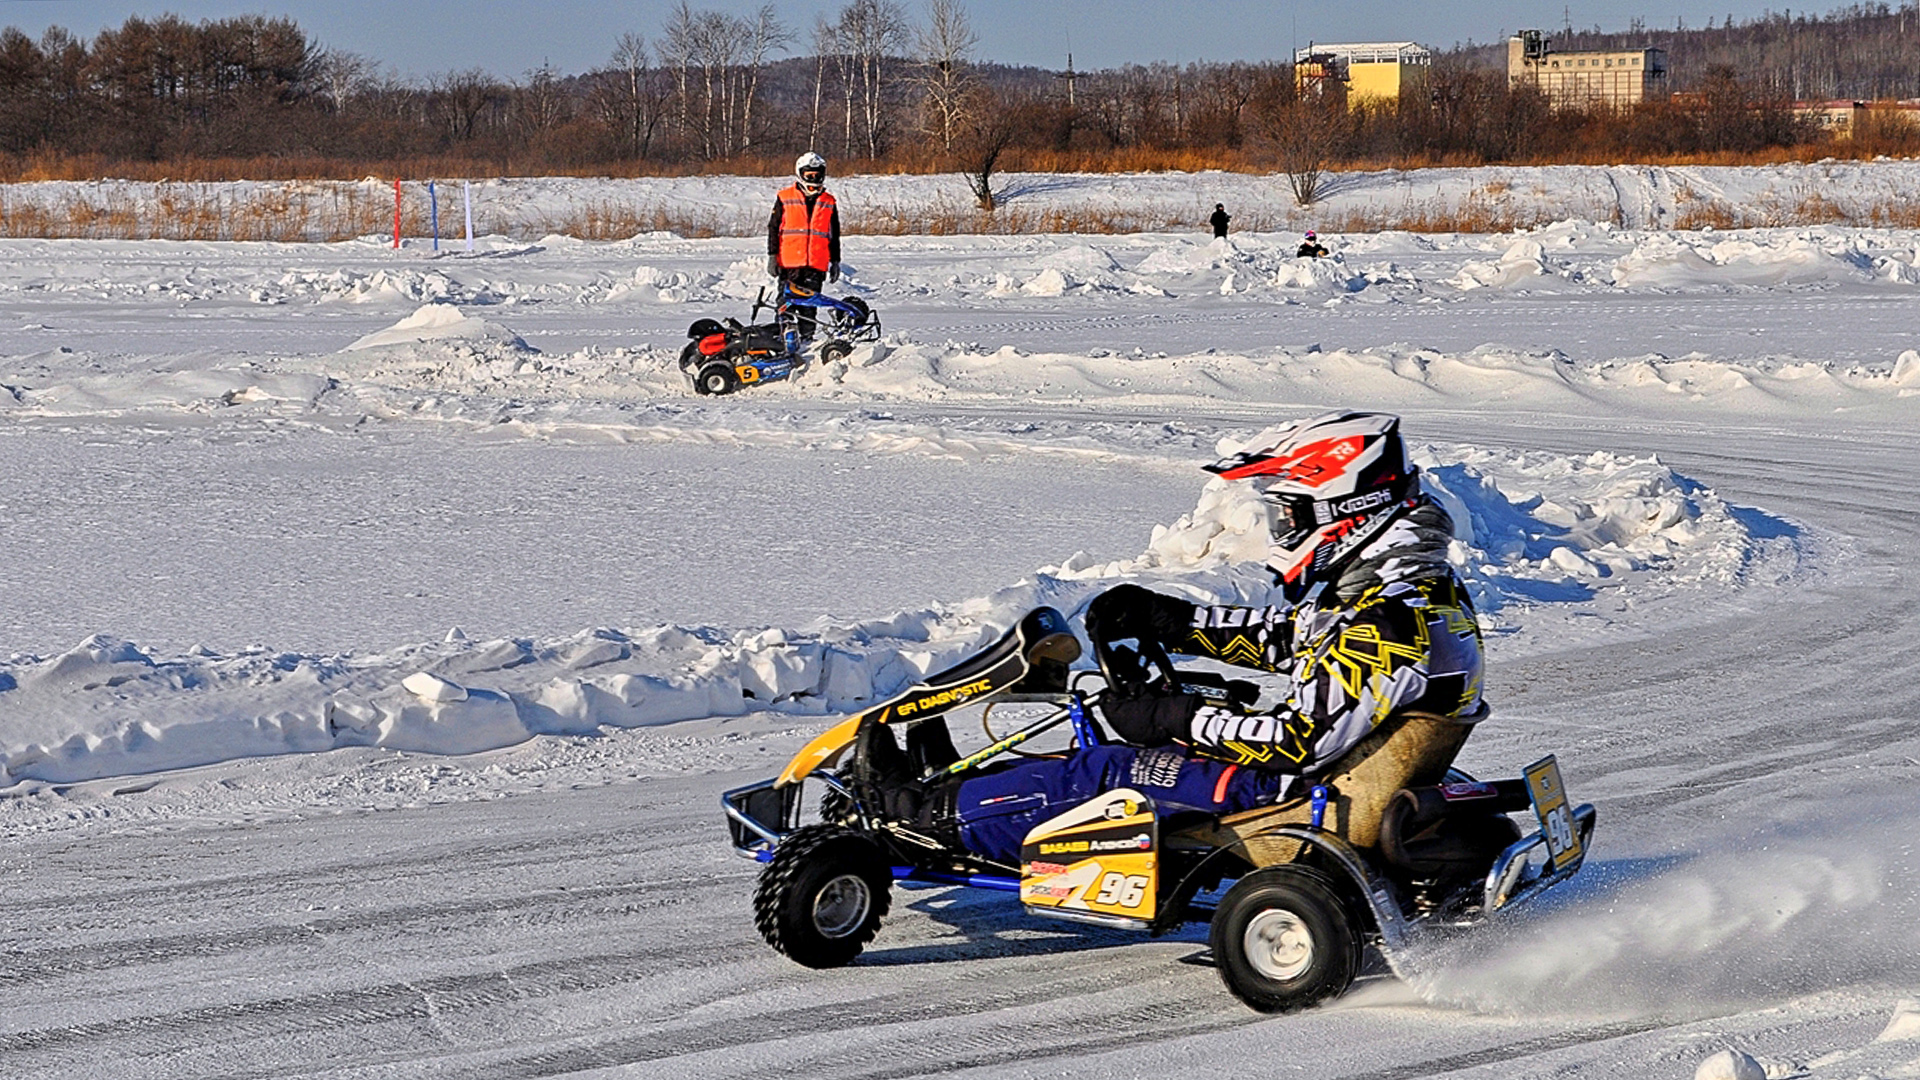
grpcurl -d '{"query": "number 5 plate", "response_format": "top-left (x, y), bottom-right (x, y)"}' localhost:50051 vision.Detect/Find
top-left (1524, 755), bottom-right (1583, 873)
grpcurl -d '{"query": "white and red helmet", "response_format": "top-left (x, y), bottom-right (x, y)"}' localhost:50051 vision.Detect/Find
top-left (1205, 411), bottom-right (1421, 599)
top-left (795, 151), bottom-right (827, 194)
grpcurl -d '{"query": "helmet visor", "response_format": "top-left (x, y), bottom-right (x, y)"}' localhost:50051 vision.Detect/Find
top-left (1263, 491), bottom-right (1320, 549)
top-left (799, 165), bottom-right (826, 185)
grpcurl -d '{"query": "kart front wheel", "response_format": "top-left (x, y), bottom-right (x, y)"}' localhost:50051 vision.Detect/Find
top-left (694, 361), bottom-right (738, 396)
top-left (819, 341), bottom-right (853, 364)
top-left (1210, 865), bottom-right (1360, 1012)
top-left (753, 825), bottom-right (892, 969)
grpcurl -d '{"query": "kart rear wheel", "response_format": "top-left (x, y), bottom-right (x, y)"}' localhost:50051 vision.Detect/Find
top-left (753, 824), bottom-right (892, 969)
top-left (819, 340), bottom-right (854, 364)
top-left (1210, 865), bottom-right (1360, 1012)
top-left (694, 361), bottom-right (738, 396)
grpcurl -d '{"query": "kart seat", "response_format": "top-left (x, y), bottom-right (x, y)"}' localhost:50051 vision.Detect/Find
top-left (1164, 705), bottom-right (1488, 868)
top-left (1376, 779), bottom-right (1526, 881)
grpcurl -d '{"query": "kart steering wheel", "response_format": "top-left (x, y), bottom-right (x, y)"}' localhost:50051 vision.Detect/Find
top-left (1093, 634), bottom-right (1181, 698)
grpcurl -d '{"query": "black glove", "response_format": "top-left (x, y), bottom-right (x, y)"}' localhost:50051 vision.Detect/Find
top-left (1100, 689), bottom-right (1201, 747)
top-left (828, 262), bottom-right (840, 283)
top-left (766, 255), bottom-right (779, 277)
top-left (1085, 584), bottom-right (1195, 652)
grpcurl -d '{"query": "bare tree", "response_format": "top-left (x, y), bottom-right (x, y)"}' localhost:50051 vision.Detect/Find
top-left (914, 0), bottom-right (977, 152)
top-left (1247, 72), bottom-right (1349, 206)
top-left (428, 68), bottom-right (508, 142)
top-left (514, 61), bottom-right (568, 140)
top-left (589, 32), bottom-right (662, 159)
top-left (808, 17), bottom-right (836, 151)
top-left (312, 48), bottom-right (370, 114)
top-left (954, 86), bottom-right (1032, 210)
top-left (658, 1), bottom-right (696, 150)
top-left (828, 0), bottom-right (911, 159)
top-left (734, 5), bottom-right (792, 152)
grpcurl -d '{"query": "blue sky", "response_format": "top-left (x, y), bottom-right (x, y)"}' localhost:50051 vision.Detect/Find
top-left (1, 0), bottom-right (1813, 78)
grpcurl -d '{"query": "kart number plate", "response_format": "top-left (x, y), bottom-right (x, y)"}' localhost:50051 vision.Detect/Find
top-left (1524, 755), bottom-right (1582, 873)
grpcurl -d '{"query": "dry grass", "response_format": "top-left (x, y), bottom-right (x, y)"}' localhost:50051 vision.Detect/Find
top-left (8, 167), bottom-right (1920, 242)
top-left (531, 202), bottom-right (733, 240)
top-left (0, 182), bottom-right (401, 241)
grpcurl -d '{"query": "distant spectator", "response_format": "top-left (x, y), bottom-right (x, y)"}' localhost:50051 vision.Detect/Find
top-left (1209, 203), bottom-right (1232, 238)
top-left (1297, 230), bottom-right (1329, 259)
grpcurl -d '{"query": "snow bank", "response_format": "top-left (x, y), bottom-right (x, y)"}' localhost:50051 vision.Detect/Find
top-left (1611, 233), bottom-right (1876, 289)
top-left (0, 438), bottom-right (1778, 788)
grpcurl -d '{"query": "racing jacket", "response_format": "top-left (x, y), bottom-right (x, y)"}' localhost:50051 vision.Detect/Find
top-left (1094, 501), bottom-right (1483, 775)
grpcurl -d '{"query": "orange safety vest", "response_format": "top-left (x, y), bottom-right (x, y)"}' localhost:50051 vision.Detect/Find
top-left (776, 185), bottom-right (836, 271)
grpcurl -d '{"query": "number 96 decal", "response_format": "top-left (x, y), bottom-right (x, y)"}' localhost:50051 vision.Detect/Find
top-left (1093, 872), bottom-right (1150, 909)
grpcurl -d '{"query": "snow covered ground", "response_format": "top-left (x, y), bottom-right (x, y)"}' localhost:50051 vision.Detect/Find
top-left (2, 167), bottom-right (1918, 1078)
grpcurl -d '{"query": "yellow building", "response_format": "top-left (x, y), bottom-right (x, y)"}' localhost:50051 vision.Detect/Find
top-left (1509, 30), bottom-right (1667, 107)
top-left (1294, 42), bottom-right (1432, 107)
top-left (1796, 100), bottom-right (1866, 138)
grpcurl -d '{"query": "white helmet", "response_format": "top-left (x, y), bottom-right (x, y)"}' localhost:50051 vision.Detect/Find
top-left (1205, 411), bottom-right (1421, 600)
top-left (794, 152), bottom-right (827, 193)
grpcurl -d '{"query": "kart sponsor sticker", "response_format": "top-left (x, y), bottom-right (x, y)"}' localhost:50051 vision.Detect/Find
top-left (1019, 789), bottom-right (1158, 920)
top-left (896, 677), bottom-right (995, 718)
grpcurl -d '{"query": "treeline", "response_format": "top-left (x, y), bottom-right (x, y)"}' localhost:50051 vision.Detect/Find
top-left (3, 1), bottom-right (1919, 184)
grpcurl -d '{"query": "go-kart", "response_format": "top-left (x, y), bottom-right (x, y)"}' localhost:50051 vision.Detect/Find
top-left (679, 282), bottom-right (881, 396)
top-left (721, 607), bottom-right (1596, 1012)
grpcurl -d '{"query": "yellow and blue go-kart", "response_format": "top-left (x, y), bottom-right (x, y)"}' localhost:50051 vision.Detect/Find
top-left (721, 606), bottom-right (1597, 1012)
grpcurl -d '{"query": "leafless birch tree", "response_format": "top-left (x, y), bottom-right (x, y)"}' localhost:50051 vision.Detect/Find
top-left (914, 0), bottom-right (978, 152)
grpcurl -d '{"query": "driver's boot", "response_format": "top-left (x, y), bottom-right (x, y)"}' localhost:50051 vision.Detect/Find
top-left (849, 723), bottom-right (963, 848)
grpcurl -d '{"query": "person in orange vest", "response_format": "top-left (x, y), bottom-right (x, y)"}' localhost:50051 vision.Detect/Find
top-left (767, 151), bottom-right (842, 344)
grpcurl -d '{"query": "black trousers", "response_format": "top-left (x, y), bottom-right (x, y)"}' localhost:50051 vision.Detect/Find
top-left (778, 266), bottom-right (827, 340)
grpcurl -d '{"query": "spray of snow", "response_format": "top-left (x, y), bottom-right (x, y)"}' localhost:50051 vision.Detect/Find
top-left (1406, 810), bottom-right (1920, 1021)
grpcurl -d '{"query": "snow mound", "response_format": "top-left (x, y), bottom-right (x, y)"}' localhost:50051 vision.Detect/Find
top-left (1694, 1049), bottom-right (1766, 1080)
top-left (344, 302), bottom-right (528, 352)
top-left (264, 268), bottom-right (458, 305)
top-left (10, 368), bottom-right (332, 416)
top-left (1612, 234), bottom-right (1875, 289)
top-left (1117, 440), bottom-right (1768, 619)
top-left (586, 264), bottom-right (697, 304)
top-left (1452, 238), bottom-right (1556, 290)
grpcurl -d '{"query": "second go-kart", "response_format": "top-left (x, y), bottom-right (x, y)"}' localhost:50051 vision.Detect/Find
top-left (679, 282), bottom-right (882, 396)
top-left (723, 606), bottom-right (1597, 1012)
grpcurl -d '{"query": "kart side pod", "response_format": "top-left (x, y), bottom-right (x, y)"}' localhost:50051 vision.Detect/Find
top-left (1019, 788), bottom-right (1160, 929)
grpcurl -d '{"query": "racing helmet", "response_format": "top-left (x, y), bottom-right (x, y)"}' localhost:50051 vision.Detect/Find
top-left (1205, 411), bottom-right (1421, 600)
top-left (795, 151), bottom-right (828, 194)
top-left (1305, 230), bottom-right (1317, 240)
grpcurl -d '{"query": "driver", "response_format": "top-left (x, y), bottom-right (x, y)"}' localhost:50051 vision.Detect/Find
top-left (863, 411), bottom-right (1485, 865)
